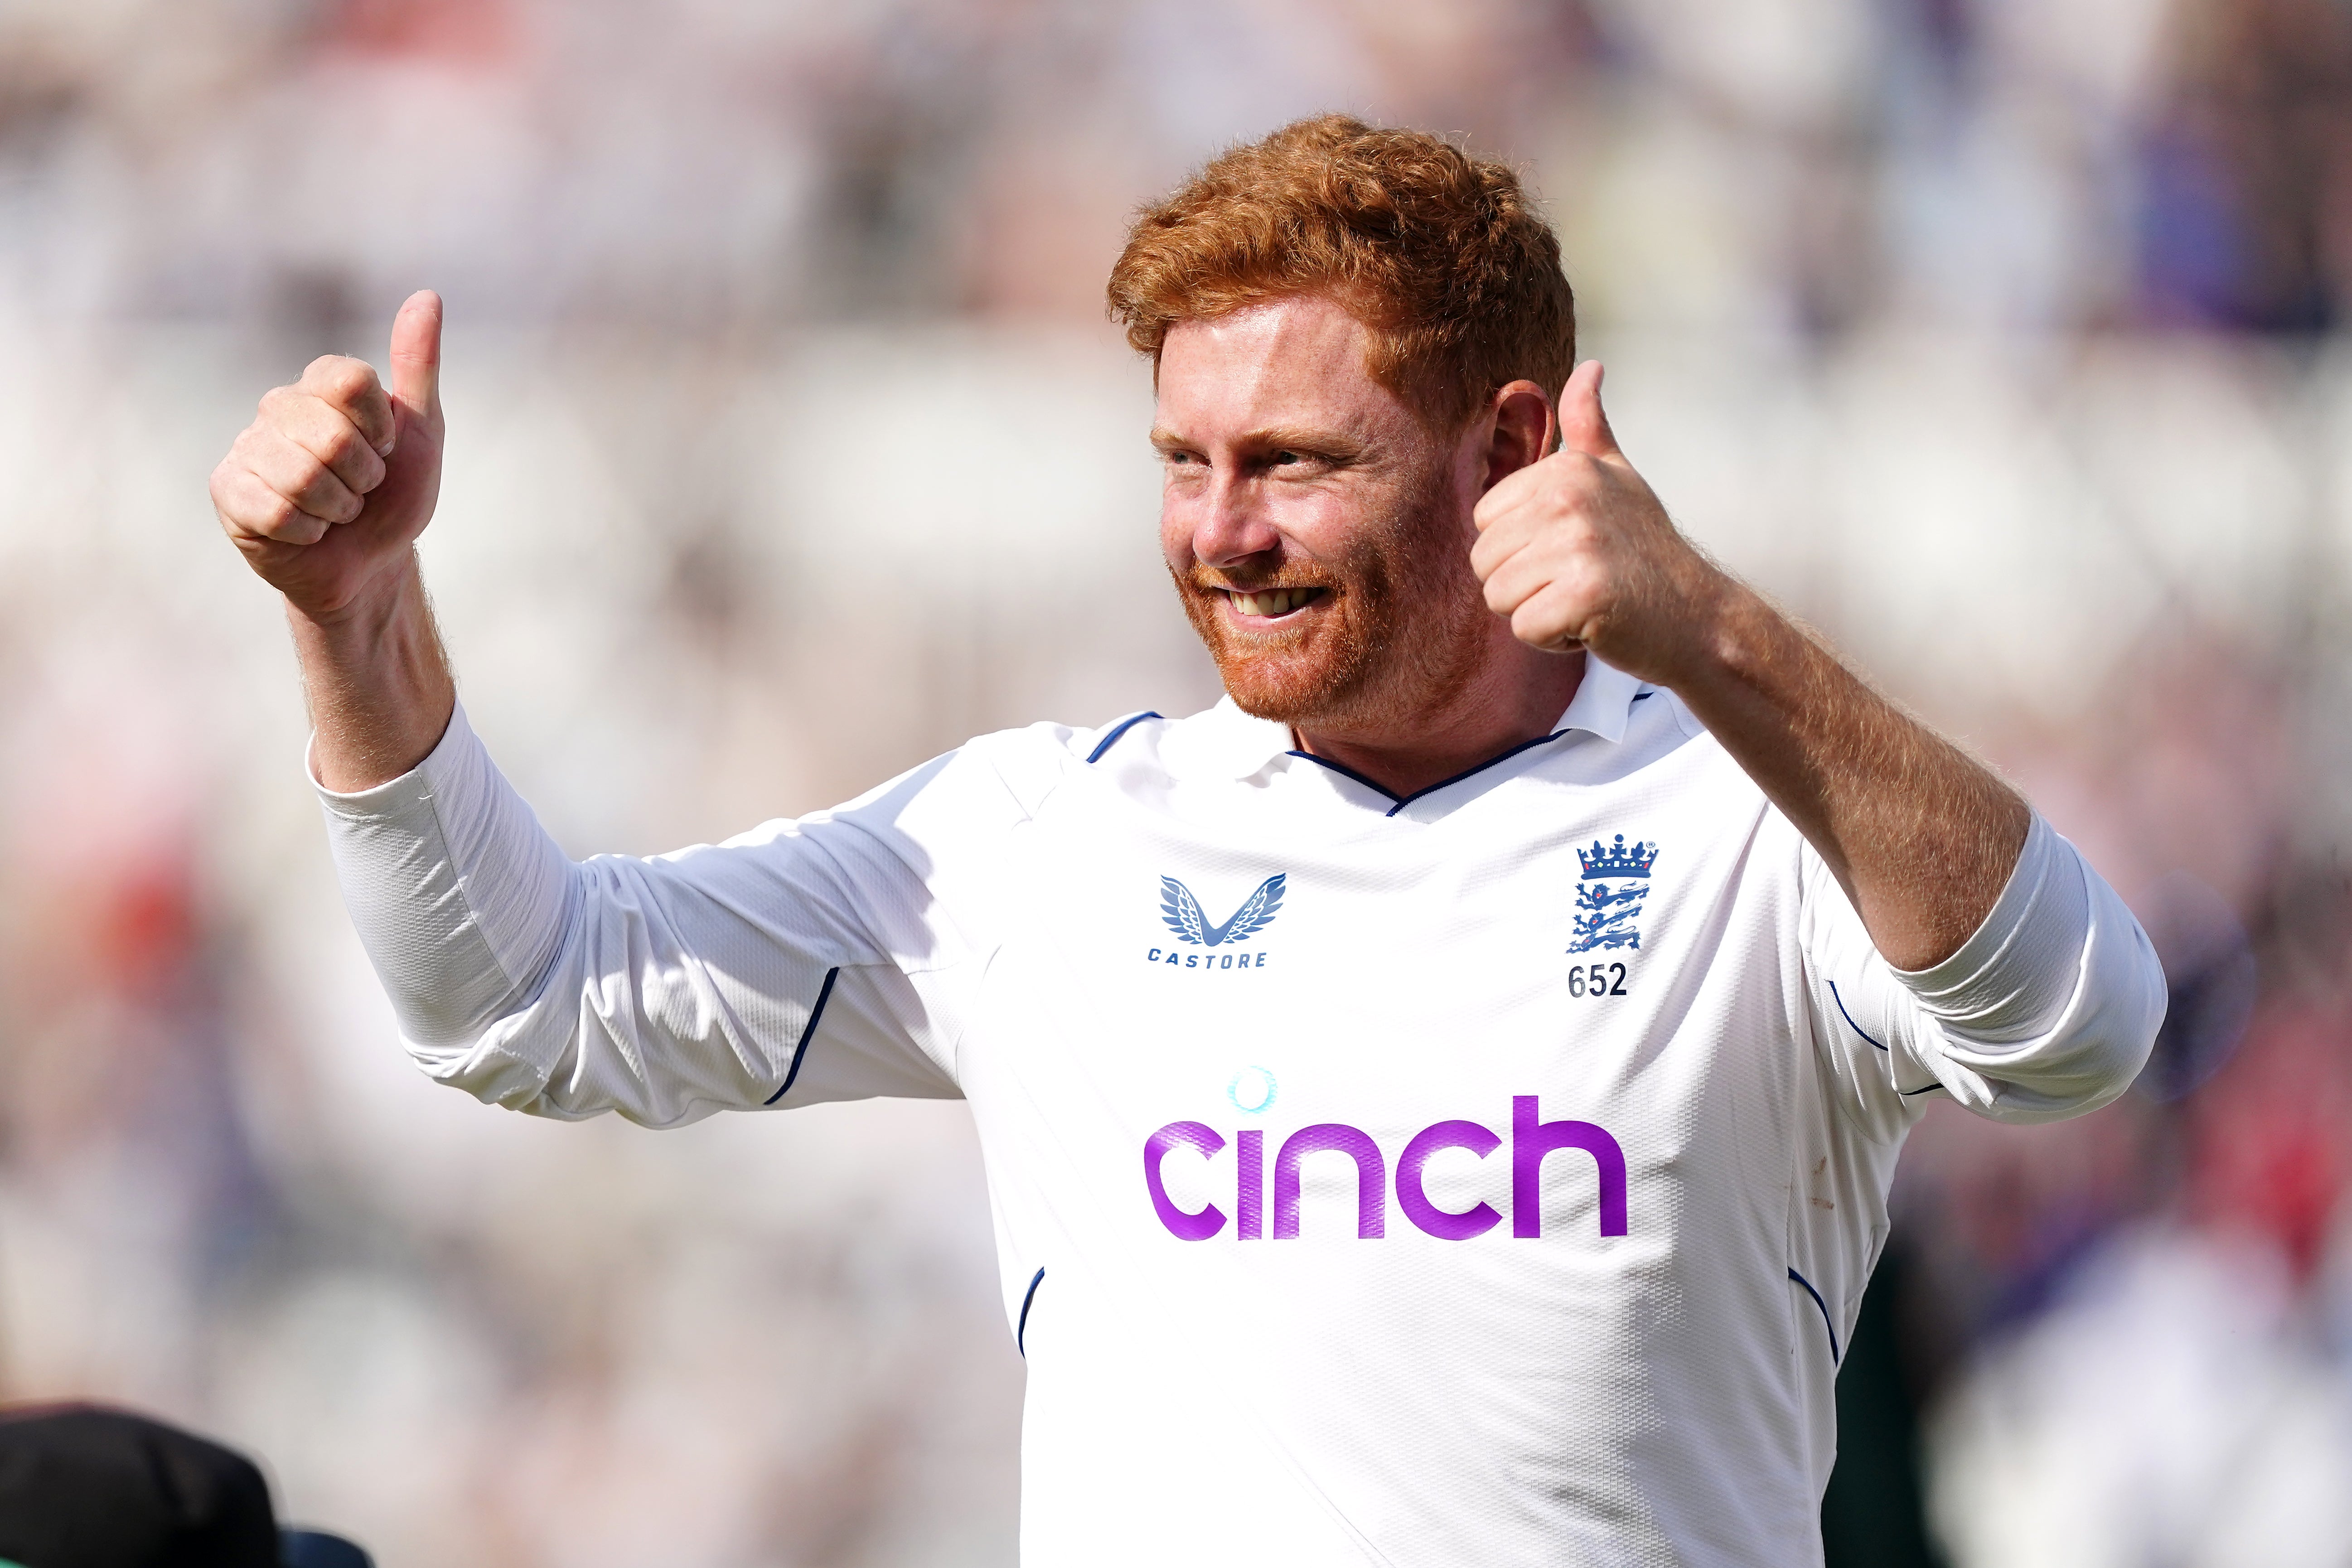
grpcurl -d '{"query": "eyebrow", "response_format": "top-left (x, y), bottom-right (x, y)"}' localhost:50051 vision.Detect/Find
top-left (1149, 426), bottom-right (1369, 461)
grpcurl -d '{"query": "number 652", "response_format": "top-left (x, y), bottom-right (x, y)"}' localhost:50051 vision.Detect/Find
top-left (1568, 962), bottom-right (1627, 998)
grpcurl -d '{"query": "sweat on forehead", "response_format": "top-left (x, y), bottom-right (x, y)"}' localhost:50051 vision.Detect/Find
top-left (1108, 113), bottom-right (1578, 432)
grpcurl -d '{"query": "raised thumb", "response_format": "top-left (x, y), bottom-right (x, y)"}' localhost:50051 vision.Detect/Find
top-left (387, 289), bottom-right (443, 427)
top-left (1558, 360), bottom-right (1619, 460)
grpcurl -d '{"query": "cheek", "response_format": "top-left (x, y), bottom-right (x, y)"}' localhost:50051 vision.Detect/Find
top-left (1158, 493), bottom-right (1196, 569)
top-left (1264, 486), bottom-right (1366, 566)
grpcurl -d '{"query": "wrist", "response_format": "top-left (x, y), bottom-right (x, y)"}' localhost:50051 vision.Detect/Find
top-left (287, 555), bottom-right (424, 642)
top-left (1651, 561), bottom-right (1769, 696)
top-left (289, 555), bottom-right (455, 793)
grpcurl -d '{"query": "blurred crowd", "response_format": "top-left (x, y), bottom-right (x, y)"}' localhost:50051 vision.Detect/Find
top-left (4, 1), bottom-right (2352, 1564)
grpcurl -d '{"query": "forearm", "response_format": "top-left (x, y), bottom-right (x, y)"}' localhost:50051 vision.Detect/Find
top-left (291, 553), bottom-right (456, 792)
top-left (1674, 583), bottom-right (2028, 971)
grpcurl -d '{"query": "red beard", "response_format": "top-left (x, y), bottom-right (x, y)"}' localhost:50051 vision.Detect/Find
top-left (1171, 482), bottom-right (1492, 733)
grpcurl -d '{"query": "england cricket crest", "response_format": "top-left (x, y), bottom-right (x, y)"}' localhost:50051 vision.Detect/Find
top-left (1570, 834), bottom-right (1656, 953)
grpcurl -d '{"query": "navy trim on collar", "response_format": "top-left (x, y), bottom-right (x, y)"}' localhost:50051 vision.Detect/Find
top-left (1085, 711), bottom-right (1164, 765)
top-left (1287, 728), bottom-right (1575, 819)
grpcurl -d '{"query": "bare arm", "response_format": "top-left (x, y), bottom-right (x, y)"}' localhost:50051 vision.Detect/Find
top-left (1471, 363), bottom-right (2028, 972)
top-left (210, 290), bottom-right (455, 791)
top-left (1663, 584), bottom-right (2027, 971)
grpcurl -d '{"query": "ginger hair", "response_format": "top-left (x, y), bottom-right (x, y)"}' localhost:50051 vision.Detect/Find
top-left (1106, 114), bottom-right (1577, 433)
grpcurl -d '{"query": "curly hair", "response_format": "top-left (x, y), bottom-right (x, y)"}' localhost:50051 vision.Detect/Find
top-left (1106, 114), bottom-right (1576, 433)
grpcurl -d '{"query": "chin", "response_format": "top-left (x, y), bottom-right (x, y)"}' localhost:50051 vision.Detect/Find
top-left (1220, 662), bottom-right (1360, 727)
top-left (1189, 613), bottom-right (1379, 728)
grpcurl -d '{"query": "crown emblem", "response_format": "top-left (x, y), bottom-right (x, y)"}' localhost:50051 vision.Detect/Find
top-left (1577, 834), bottom-right (1656, 880)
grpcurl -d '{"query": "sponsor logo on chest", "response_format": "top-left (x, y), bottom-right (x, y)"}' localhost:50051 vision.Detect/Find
top-left (1145, 872), bottom-right (1282, 970)
top-left (1143, 1096), bottom-right (1629, 1242)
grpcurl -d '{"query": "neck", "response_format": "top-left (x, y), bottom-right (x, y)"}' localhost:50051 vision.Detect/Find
top-left (1291, 645), bottom-right (1587, 800)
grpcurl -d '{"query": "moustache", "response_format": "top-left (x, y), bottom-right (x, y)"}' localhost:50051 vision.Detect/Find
top-left (1183, 566), bottom-right (1345, 595)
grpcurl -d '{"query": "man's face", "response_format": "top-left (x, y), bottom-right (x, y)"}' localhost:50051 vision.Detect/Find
top-left (1153, 295), bottom-right (1492, 733)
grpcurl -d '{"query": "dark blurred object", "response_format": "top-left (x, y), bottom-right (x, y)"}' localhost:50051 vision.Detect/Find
top-left (0, 1407), bottom-right (372, 1568)
top-left (0, 1406), bottom-right (274, 1568)
top-left (2135, 871), bottom-right (2259, 1103)
top-left (275, 1534), bottom-right (371, 1568)
top-left (1820, 1243), bottom-right (1946, 1568)
top-left (2136, 0), bottom-right (2352, 331)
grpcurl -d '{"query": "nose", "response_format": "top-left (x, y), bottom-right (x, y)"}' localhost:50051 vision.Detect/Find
top-left (1185, 467), bottom-right (1281, 570)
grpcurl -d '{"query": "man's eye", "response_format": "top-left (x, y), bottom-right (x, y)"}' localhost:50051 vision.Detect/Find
top-left (1273, 450), bottom-right (1301, 465)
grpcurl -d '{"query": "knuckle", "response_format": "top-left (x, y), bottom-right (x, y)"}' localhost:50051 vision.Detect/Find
top-left (320, 421), bottom-right (366, 466)
top-left (309, 355), bottom-right (376, 403)
top-left (249, 492), bottom-right (297, 536)
top-left (298, 468), bottom-right (348, 514)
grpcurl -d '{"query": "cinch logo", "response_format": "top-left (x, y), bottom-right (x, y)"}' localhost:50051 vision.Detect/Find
top-left (1142, 1097), bottom-right (1628, 1242)
top-left (1149, 873), bottom-right (1284, 970)
top-left (1571, 834), bottom-right (1656, 954)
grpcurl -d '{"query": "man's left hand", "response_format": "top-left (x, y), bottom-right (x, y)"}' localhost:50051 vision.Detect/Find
top-left (1469, 361), bottom-right (1730, 687)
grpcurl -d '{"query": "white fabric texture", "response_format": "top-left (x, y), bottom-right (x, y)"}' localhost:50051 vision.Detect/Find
top-left (315, 663), bottom-right (2164, 1568)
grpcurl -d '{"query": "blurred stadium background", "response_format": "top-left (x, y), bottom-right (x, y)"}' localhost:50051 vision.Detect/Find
top-left (5, 0), bottom-right (2352, 1563)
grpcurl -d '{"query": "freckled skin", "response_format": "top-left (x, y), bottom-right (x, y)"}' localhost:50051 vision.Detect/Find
top-left (1152, 297), bottom-right (1577, 790)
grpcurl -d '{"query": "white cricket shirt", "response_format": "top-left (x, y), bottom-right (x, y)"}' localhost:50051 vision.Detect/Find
top-left (315, 657), bottom-right (2163, 1567)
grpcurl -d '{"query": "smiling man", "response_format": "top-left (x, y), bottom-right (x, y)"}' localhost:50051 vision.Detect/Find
top-left (210, 116), bottom-right (2163, 1565)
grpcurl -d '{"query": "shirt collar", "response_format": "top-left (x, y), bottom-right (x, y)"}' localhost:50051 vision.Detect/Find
top-left (1555, 654), bottom-right (1643, 744)
top-left (1186, 654), bottom-right (1646, 780)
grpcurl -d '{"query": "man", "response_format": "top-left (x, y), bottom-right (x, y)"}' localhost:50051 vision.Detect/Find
top-left (209, 116), bottom-right (2163, 1565)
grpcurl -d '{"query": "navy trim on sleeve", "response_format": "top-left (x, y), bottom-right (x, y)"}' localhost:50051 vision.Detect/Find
top-left (765, 966), bottom-right (842, 1106)
top-left (1017, 1266), bottom-right (1046, 1356)
top-left (1787, 1266), bottom-right (1841, 1364)
top-left (1827, 980), bottom-right (1890, 1053)
top-left (1085, 712), bottom-right (1164, 765)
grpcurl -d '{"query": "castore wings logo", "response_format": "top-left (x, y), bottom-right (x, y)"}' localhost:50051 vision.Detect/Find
top-left (1160, 873), bottom-right (1286, 948)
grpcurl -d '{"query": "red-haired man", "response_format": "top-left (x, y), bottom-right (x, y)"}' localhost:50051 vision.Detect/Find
top-left (211, 116), bottom-right (2162, 1566)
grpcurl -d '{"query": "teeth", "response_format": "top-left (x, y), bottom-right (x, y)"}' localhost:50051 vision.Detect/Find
top-left (1233, 589), bottom-right (1309, 617)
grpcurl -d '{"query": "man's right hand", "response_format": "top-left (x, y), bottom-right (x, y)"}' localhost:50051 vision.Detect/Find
top-left (215, 290), bottom-right (458, 792)
top-left (211, 290), bottom-right (445, 621)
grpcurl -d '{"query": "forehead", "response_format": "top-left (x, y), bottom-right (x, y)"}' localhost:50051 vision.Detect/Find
top-left (1155, 295), bottom-right (1414, 436)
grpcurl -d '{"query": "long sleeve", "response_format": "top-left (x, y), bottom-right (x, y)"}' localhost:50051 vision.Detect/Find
top-left (1797, 811), bottom-right (2167, 1140)
top-left (314, 703), bottom-right (967, 1128)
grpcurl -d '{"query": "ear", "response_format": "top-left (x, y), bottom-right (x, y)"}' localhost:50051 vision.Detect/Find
top-left (1482, 379), bottom-right (1557, 490)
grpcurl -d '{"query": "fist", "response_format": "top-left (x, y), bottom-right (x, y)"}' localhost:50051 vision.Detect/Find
top-left (1469, 361), bottom-right (1727, 688)
top-left (210, 290), bottom-right (445, 619)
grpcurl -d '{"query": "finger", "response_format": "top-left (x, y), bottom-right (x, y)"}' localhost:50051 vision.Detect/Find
top-left (274, 390), bottom-right (388, 496)
top-left (1558, 360), bottom-right (1621, 461)
top-left (211, 460), bottom-right (331, 546)
top-left (240, 424), bottom-right (366, 524)
top-left (388, 289), bottom-right (443, 428)
top-left (1478, 545), bottom-right (1556, 620)
top-left (1508, 579), bottom-right (1592, 652)
top-left (295, 357), bottom-right (396, 456)
top-left (1467, 497), bottom-right (1555, 580)
top-left (1471, 460), bottom-right (1549, 533)
top-left (1468, 516), bottom-right (1523, 583)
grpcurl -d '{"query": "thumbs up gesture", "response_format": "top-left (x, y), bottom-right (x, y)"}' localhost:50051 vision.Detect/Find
top-left (210, 290), bottom-right (446, 621)
top-left (1469, 362), bottom-right (1726, 687)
